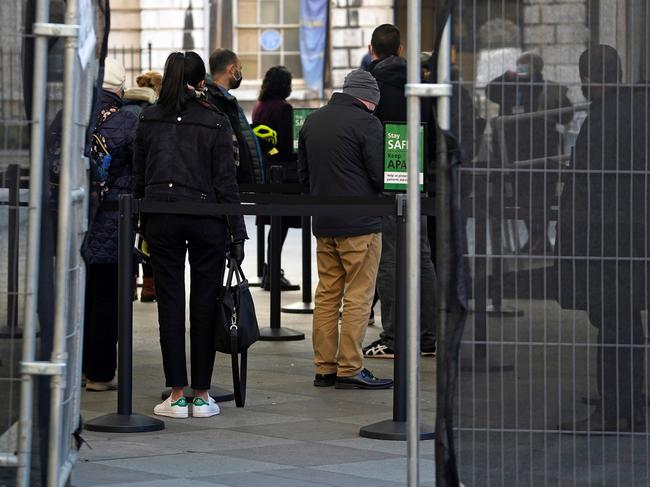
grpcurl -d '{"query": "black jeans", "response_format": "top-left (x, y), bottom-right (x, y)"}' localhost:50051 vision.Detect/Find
top-left (83, 264), bottom-right (119, 382)
top-left (146, 214), bottom-right (227, 390)
top-left (377, 215), bottom-right (437, 349)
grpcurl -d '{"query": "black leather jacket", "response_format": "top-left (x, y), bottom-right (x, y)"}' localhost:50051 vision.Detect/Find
top-left (133, 95), bottom-right (247, 241)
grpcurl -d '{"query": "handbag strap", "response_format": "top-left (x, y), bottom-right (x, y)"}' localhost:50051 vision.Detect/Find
top-left (223, 253), bottom-right (247, 407)
top-left (229, 326), bottom-right (247, 407)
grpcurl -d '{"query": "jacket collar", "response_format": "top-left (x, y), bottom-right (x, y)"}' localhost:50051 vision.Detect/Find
top-left (208, 82), bottom-right (237, 102)
top-left (101, 89), bottom-right (123, 107)
top-left (329, 92), bottom-right (373, 113)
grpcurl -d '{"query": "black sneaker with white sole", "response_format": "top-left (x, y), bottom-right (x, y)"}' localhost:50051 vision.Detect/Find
top-left (363, 339), bottom-right (395, 359)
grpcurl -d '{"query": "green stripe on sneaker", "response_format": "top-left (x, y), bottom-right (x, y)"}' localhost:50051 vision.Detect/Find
top-left (171, 397), bottom-right (188, 407)
top-left (193, 397), bottom-right (209, 407)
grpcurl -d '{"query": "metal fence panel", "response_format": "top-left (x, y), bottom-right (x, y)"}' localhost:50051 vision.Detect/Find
top-left (450, 1), bottom-right (650, 485)
top-left (0, 0), bottom-right (95, 485)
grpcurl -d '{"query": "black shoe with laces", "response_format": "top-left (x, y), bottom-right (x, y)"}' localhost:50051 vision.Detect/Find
top-left (335, 368), bottom-right (393, 390)
top-left (313, 373), bottom-right (336, 387)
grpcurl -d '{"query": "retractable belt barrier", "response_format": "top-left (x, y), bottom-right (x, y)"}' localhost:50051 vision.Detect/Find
top-left (88, 192), bottom-right (435, 438)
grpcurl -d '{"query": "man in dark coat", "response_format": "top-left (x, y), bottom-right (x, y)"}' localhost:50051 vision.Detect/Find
top-left (298, 69), bottom-right (392, 390)
top-left (207, 48), bottom-right (264, 184)
top-left (82, 58), bottom-right (138, 391)
top-left (559, 45), bottom-right (647, 432)
top-left (362, 24), bottom-right (438, 358)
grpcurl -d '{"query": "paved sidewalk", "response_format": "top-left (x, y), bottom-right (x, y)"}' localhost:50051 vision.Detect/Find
top-left (74, 218), bottom-right (438, 486)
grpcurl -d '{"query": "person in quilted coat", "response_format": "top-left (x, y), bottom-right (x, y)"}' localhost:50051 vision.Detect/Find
top-left (82, 58), bottom-right (138, 391)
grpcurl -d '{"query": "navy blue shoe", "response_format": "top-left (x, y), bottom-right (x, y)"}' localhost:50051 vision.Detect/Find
top-left (335, 369), bottom-right (393, 390)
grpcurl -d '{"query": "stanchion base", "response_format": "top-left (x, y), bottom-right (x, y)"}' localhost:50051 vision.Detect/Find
top-left (258, 327), bottom-right (305, 341)
top-left (85, 413), bottom-right (164, 433)
top-left (281, 302), bottom-right (314, 314)
top-left (161, 386), bottom-right (234, 402)
top-left (0, 327), bottom-right (23, 339)
top-left (359, 419), bottom-right (435, 441)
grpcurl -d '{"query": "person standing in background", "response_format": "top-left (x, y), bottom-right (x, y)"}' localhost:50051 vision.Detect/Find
top-left (134, 51), bottom-right (247, 419)
top-left (252, 66), bottom-right (300, 292)
top-left (299, 69), bottom-right (393, 390)
top-left (208, 48), bottom-right (265, 185)
top-left (82, 58), bottom-right (138, 391)
top-left (363, 24), bottom-right (438, 359)
top-left (122, 70), bottom-right (162, 303)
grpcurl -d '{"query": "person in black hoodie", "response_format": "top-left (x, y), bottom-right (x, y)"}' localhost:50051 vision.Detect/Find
top-left (207, 48), bottom-right (264, 185)
top-left (363, 24), bottom-right (438, 359)
top-left (559, 45), bottom-right (647, 432)
top-left (298, 69), bottom-right (393, 390)
top-left (133, 51), bottom-right (247, 419)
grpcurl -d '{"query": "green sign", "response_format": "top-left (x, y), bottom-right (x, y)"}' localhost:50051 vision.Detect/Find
top-left (383, 123), bottom-right (425, 191)
top-left (293, 108), bottom-right (317, 152)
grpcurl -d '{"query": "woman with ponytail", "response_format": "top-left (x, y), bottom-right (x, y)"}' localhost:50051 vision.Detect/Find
top-left (133, 51), bottom-right (247, 419)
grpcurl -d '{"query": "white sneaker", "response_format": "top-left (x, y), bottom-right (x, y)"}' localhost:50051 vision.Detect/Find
top-left (85, 379), bottom-right (117, 391)
top-left (192, 396), bottom-right (220, 418)
top-left (153, 396), bottom-right (189, 418)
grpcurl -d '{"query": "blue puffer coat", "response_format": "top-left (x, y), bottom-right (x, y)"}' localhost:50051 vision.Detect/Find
top-left (83, 91), bottom-right (138, 264)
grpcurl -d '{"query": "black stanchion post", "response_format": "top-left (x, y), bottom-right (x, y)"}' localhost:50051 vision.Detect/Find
top-left (259, 166), bottom-right (305, 341)
top-left (359, 195), bottom-right (435, 441)
top-left (282, 215), bottom-right (314, 314)
top-left (86, 194), bottom-right (165, 433)
top-left (248, 220), bottom-right (265, 287)
top-left (1, 164), bottom-right (21, 338)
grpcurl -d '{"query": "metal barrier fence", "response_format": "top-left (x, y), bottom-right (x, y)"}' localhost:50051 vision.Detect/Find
top-left (437, 0), bottom-right (650, 485)
top-left (0, 0), bottom-right (96, 485)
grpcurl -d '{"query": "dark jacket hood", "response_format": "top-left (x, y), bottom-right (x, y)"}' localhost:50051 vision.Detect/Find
top-left (371, 56), bottom-right (407, 89)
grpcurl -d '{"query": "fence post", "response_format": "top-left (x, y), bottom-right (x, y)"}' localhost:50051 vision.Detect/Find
top-left (281, 215), bottom-right (314, 313)
top-left (359, 194), bottom-right (435, 441)
top-left (0, 164), bottom-right (21, 338)
top-left (148, 42), bottom-right (152, 71)
top-left (85, 195), bottom-right (165, 433)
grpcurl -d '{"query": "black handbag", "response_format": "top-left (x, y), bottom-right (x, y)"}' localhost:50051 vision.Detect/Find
top-left (216, 256), bottom-right (259, 407)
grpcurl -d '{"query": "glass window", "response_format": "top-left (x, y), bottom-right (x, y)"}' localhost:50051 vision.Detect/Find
top-left (238, 0), bottom-right (258, 24)
top-left (260, 0), bottom-right (281, 24)
top-left (235, 0), bottom-right (303, 81)
top-left (239, 55), bottom-right (258, 79)
top-left (284, 28), bottom-right (299, 51)
top-left (284, 0), bottom-right (300, 24)
top-left (237, 29), bottom-right (259, 52)
top-left (284, 54), bottom-right (303, 79)
top-left (261, 54), bottom-right (282, 74)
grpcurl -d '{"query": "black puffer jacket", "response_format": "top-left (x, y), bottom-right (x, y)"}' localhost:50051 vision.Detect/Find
top-left (298, 92), bottom-right (383, 237)
top-left (83, 91), bottom-right (138, 264)
top-left (133, 95), bottom-right (247, 242)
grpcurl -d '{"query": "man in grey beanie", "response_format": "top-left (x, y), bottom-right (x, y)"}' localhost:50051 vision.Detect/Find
top-left (297, 69), bottom-right (393, 390)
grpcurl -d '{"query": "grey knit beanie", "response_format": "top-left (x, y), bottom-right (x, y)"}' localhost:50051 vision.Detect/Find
top-left (342, 69), bottom-right (380, 105)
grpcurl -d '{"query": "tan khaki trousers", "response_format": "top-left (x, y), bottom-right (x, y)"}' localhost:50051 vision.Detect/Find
top-left (313, 233), bottom-right (382, 377)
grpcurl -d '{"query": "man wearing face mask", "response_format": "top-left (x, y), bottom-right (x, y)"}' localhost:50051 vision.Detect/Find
top-left (486, 52), bottom-right (570, 117)
top-left (487, 52), bottom-right (571, 254)
top-left (208, 49), bottom-right (265, 184)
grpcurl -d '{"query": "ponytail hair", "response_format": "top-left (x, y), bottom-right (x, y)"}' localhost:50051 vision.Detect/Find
top-left (158, 51), bottom-right (207, 114)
